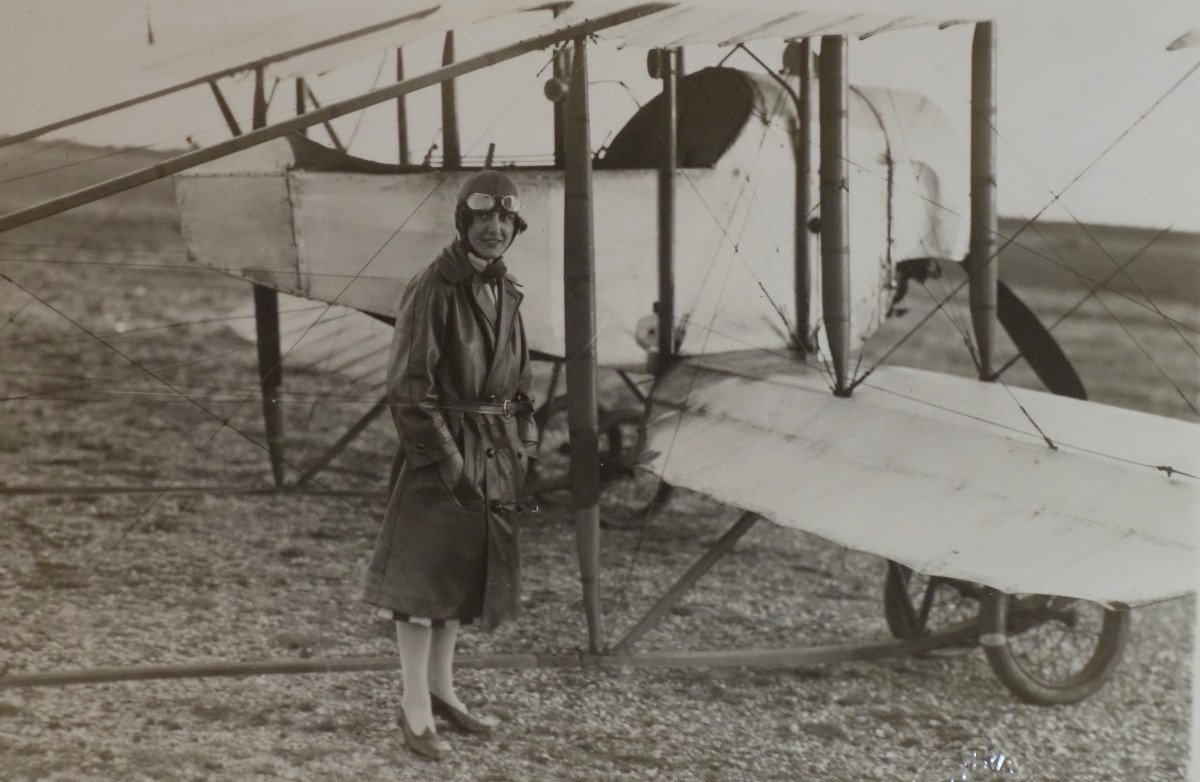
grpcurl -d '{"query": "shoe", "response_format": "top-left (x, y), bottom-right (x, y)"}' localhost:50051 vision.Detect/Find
top-left (398, 704), bottom-right (448, 761)
top-left (431, 693), bottom-right (498, 736)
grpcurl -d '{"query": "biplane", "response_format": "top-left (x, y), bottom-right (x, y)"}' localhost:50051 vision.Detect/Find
top-left (0, 0), bottom-right (1196, 713)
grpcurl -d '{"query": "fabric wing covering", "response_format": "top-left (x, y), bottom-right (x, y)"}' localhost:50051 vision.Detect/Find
top-left (131, 0), bottom-right (1023, 88)
top-left (550, 0), bottom-right (1022, 45)
top-left (15, 0), bottom-right (1028, 132)
top-left (645, 352), bottom-right (1199, 607)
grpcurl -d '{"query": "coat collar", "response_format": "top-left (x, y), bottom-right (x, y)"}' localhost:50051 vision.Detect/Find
top-left (435, 241), bottom-right (522, 287)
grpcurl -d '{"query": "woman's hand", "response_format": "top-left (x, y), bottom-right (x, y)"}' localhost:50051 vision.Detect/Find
top-left (436, 452), bottom-right (465, 491)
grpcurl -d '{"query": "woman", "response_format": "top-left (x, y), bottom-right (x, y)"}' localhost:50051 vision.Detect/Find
top-left (363, 171), bottom-right (539, 761)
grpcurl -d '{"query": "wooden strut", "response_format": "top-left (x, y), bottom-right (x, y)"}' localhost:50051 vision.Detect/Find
top-left (248, 66), bottom-right (288, 489)
top-left (0, 620), bottom-right (984, 689)
top-left (295, 78), bottom-right (307, 138)
top-left (968, 21), bottom-right (998, 379)
top-left (612, 511), bottom-right (762, 654)
top-left (818, 36), bottom-right (851, 396)
top-left (551, 6), bottom-right (569, 169)
top-left (792, 39), bottom-right (814, 356)
top-left (656, 47), bottom-right (678, 374)
top-left (292, 394), bottom-right (389, 487)
top-left (207, 81), bottom-right (242, 137)
top-left (0, 3), bottom-right (672, 236)
top-left (301, 84), bottom-right (347, 153)
top-left (396, 48), bottom-right (410, 166)
top-left (441, 31), bottom-right (462, 170)
top-left (562, 35), bottom-right (605, 653)
top-left (0, 485), bottom-right (385, 497)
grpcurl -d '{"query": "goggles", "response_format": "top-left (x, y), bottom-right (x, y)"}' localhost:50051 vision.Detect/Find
top-left (465, 192), bottom-right (520, 213)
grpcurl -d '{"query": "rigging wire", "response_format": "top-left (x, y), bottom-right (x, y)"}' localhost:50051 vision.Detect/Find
top-left (855, 55), bottom-right (1200, 390)
top-left (56, 51), bottom-right (556, 546)
top-left (0, 254), bottom-right (418, 282)
top-left (1049, 200), bottom-right (1200, 359)
top-left (0, 47), bottom-right (552, 568)
top-left (991, 213), bottom-right (1196, 380)
top-left (613, 68), bottom-right (812, 615)
top-left (0, 311), bottom-right (358, 402)
top-left (0, 269), bottom-right (375, 521)
top-left (0, 52), bottom-right (454, 194)
top-left (911, 39), bottom-right (1200, 356)
top-left (0, 187), bottom-right (143, 340)
top-left (854, 375), bottom-right (1198, 482)
top-left (743, 98), bottom-right (1200, 337)
top-left (878, 88), bottom-right (977, 349)
top-left (345, 52), bottom-right (390, 150)
top-left (0, 51), bottom-right (574, 412)
top-left (3, 303), bottom-right (326, 350)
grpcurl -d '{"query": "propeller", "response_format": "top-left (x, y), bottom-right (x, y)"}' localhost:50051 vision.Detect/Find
top-left (890, 258), bottom-right (1086, 400)
top-left (995, 279), bottom-right (1087, 400)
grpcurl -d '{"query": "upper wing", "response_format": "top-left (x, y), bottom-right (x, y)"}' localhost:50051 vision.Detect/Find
top-left (645, 350), bottom-right (1199, 606)
top-left (554, 0), bottom-right (1017, 47)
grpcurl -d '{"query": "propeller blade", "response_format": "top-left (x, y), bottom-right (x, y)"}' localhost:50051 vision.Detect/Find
top-left (996, 280), bottom-right (1087, 400)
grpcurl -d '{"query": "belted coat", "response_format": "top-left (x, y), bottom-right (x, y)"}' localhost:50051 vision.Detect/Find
top-left (363, 241), bottom-right (539, 630)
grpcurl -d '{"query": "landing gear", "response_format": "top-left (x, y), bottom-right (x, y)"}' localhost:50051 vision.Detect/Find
top-left (527, 395), bottom-right (669, 522)
top-left (882, 561), bottom-right (983, 648)
top-left (980, 590), bottom-right (1130, 705)
top-left (880, 562), bottom-right (1131, 704)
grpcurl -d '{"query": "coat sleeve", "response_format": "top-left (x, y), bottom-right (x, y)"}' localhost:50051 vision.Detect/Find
top-left (387, 272), bottom-right (458, 468)
top-left (515, 314), bottom-right (540, 460)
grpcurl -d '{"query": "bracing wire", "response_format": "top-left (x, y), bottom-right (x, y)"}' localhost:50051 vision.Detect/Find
top-left (992, 213), bottom-right (1196, 380)
top-left (3, 303), bottom-right (326, 350)
top-left (911, 40), bottom-right (1200, 356)
top-left (4, 50), bottom-right (559, 552)
top-left (744, 88), bottom-right (1200, 338)
top-left (345, 52), bottom-right (390, 150)
top-left (856, 56), bottom-right (1200, 390)
top-left (0, 51), bottom-right (457, 194)
top-left (0, 270), bottom-right (376, 521)
top-left (0, 311), bottom-right (357, 402)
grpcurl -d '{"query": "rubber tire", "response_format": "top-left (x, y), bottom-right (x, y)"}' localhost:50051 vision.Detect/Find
top-left (981, 590), bottom-right (1131, 705)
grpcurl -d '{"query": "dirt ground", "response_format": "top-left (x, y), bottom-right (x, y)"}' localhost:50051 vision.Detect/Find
top-left (0, 217), bottom-right (1195, 780)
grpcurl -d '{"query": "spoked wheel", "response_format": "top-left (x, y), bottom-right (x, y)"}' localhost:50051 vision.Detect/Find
top-left (882, 562), bottom-right (985, 650)
top-left (527, 396), bottom-right (669, 522)
top-left (980, 590), bottom-right (1130, 705)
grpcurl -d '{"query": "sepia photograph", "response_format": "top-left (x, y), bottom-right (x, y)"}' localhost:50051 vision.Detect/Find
top-left (0, 1), bottom-right (1196, 779)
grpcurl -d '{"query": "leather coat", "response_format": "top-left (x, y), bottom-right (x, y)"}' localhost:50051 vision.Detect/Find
top-left (363, 241), bottom-right (538, 629)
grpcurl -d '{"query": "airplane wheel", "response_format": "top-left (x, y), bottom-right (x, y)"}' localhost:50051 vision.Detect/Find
top-left (981, 590), bottom-right (1130, 705)
top-left (528, 396), bottom-right (666, 520)
top-left (882, 561), bottom-right (984, 645)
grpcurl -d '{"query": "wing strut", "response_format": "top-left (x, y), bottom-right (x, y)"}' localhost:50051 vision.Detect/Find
top-left (0, 3), bottom-right (672, 236)
top-left (786, 39), bottom-right (816, 356)
top-left (818, 36), bottom-right (851, 395)
top-left (440, 32), bottom-right (462, 169)
top-left (563, 34), bottom-right (605, 653)
top-left (654, 47), bottom-right (679, 373)
top-left (967, 21), bottom-right (998, 378)
top-left (249, 66), bottom-right (288, 487)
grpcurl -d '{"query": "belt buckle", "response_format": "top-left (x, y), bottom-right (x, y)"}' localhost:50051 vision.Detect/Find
top-left (501, 399), bottom-right (513, 419)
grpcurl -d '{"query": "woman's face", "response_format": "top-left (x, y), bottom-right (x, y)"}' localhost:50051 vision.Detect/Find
top-left (466, 209), bottom-right (514, 260)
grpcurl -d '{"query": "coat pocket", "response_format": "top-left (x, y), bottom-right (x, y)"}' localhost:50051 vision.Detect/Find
top-left (435, 461), bottom-right (485, 514)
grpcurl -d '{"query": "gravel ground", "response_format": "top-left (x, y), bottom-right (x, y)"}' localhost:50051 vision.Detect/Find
top-left (0, 233), bottom-right (1194, 780)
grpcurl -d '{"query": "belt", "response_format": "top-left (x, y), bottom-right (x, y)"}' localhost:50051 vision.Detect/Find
top-left (439, 397), bottom-right (533, 420)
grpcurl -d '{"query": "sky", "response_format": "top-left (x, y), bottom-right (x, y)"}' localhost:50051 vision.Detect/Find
top-left (0, 0), bottom-right (1197, 231)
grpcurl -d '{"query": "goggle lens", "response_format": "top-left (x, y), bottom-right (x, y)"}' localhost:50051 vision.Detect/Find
top-left (465, 192), bottom-right (520, 213)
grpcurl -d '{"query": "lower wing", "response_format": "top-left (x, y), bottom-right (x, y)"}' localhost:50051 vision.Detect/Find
top-left (645, 351), bottom-right (1199, 606)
